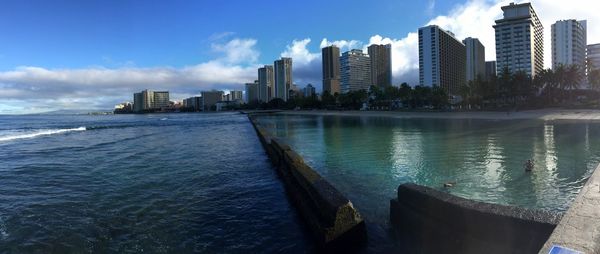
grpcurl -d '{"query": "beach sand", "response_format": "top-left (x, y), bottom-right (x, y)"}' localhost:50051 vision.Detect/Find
top-left (277, 109), bottom-right (600, 121)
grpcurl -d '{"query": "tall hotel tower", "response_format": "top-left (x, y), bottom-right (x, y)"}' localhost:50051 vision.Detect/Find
top-left (551, 19), bottom-right (587, 70)
top-left (494, 2), bottom-right (544, 78)
top-left (368, 44), bottom-right (392, 87)
top-left (340, 49), bottom-right (371, 93)
top-left (463, 38), bottom-right (486, 82)
top-left (274, 57), bottom-right (293, 101)
top-left (322, 45), bottom-right (341, 95)
top-left (418, 25), bottom-right (466, 95)
top-left (258, 65), bottom-right (274, 102)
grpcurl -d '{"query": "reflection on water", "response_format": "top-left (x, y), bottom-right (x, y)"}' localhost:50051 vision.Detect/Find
top-left (255, 115), bottom-right (600, 222)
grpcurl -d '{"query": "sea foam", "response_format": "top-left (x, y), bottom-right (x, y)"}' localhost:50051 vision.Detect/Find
top-left (0, 127), bottom-right (86, 142)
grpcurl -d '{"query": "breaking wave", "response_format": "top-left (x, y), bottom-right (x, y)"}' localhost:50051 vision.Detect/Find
top-left (0, 127), bottom-right (86, 142)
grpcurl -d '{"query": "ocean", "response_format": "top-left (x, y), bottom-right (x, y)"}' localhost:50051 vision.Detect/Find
top-left (0, 113), bottom-right (313, 253)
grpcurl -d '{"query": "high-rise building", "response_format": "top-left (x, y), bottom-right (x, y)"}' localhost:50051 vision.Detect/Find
top-left (258, 65), bottom-right (274, 102)
top-left (274, 57), bottom-right (293, 101)
top-left (303, 84), bottom-right (316, 97)
top-left (133, 90), bottom-right (156, 112)
top-left (485, 61), bottom-right (497, 80)
top-left (322, 45), bottom-right (341, 95)
top-left (340, 49), bottom-right (371, 93)
top-left (368, 44), bottom-right (392, 87)
top-left (589, 44), bottom-right (600, 71)
top-left (552, 20), bottom-right (587, 70)
top-left (153, 91), bottom-right (170, 109)
top-left (183, 96), bottom-right (202, 111)
top-left (463, 38), bottom-right (486, 82)
top-left (418, 25), bottom-right (466, 95)
top-left (201, 91), bottom-right (224, 111)
top-left (494, 2), bottom-right (544, 78)
top-left (245, 80), bottom-right (259, 103)
top-left (229, 90), bottom-right (243, 101)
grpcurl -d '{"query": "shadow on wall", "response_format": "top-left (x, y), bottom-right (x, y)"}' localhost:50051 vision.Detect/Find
top-left (390, 183), bottom-right (563, 254)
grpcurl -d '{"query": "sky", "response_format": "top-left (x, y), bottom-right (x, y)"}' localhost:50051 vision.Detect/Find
top-left (0, 0), bottom-right (599, 114)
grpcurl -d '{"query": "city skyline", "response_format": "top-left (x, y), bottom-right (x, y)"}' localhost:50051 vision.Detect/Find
top-left (0, 0), bottom-right (599, 113)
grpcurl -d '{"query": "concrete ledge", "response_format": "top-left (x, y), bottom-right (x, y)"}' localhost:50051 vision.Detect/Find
top-left (391, 183), bottom-right (562, 254)
top-left (539, 164), bottom-right (600, 254)
top-left (248, 114), bottom-right (366, 250)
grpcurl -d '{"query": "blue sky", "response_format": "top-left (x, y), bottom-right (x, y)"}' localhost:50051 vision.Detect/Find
top-left (0, 0), bottom-right (445, 70)
top-left (0, 0), bottom-right (598, 113)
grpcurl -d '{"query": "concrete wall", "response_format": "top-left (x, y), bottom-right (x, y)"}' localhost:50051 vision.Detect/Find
top-left (390, 183), bottom-right (562, 254)
top-left (248, 114), bottom-right (366, 250)
top-left (539, 163), bottom-right (600, 254)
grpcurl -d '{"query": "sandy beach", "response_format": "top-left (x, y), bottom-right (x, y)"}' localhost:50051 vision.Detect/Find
top-left (277, 109), bottom-right (600, 121)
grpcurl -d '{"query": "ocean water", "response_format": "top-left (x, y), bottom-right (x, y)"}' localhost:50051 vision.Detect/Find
top-left (0, 113), bottom-right (313, 253)
top-left (254, 114), bottom-right (600, 250)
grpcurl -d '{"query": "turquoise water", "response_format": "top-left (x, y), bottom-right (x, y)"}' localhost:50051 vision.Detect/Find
top-left (254, 114), bottom-right (600, 227)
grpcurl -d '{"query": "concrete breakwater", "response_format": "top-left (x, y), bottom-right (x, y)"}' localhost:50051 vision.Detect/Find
top-left (390, 183), bottom-right (562, 254)
top-left (247, 114), bottom-right (366, 250)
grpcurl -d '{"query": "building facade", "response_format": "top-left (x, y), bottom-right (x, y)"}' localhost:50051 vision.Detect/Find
top-left (258, 65), bottom-right (274, 102)
top-left (133, 89), bottom-right (168, 112)
top-left (303, 84), bottom-right (316, 97)
top-left (183, 96), bottom-right (202, 111)
top-left (463, 37), bottom-right (486, 82)
top-left (418, 25), bottom-right (466, 95)
top-left (274, 57), bottom-right (293, 101)
top-left (494, 2), bottom-right (544, 78)
top-left (322, 45), bottom-right (341, 95)
top-left (368, 44), bottom-right (392, 87)
top-left (153, 91), bottom-right (170, 109)
top-left (229, 90), bottom-right (243, 101)
top-left (245, 80), bottom-right (259, 103)
top-left (201, 91), bottom-right (224, 111)
top-left (552, 19), bottom-right (587, 70)
top-left (589, 43), bottom-right (600, 71)
top-left (485, 61), bottom-right (497, 81)
top-left (340, 49), bottom-right (371, 93)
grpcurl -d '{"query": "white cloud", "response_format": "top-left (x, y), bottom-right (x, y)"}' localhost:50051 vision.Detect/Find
top-left (319, 38), bottom-right (363, 52)
top-left (426, 0), bottom-right (436, 16)
top-left (281, 39), bottom-right (322, 86)
top-left (211, 38), bottom-right (260, 64)
top-left (0, 38), bottom-right (260, 114)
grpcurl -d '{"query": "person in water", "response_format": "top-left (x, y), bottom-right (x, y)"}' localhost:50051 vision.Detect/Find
top-left (525, 159), bottom-right (534, 172)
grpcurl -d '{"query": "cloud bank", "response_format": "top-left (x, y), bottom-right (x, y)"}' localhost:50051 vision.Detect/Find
top-left (1, 0), bottom-right (598, 113)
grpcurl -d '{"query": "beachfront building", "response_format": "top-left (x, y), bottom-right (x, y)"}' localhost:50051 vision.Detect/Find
top-left (485, 61), bottom-right (497, 80)
top-left (303, 84), bottom-right (316, 97)
top-left (245, 80), bottom-right (259, 103)
top-left (133, 90), bottom-right (170, 112)
top-left (229, 90), bottom-right (243, 101)
top-left (368, 44), bottom-right (392, 87)
top-left (153, 91), bottom-right (170, 109)
top-left (340, 49), bottom-right (371, 93)
top-left (552, 20), bottom-right (587, 70)
top-left (494, 2), bottom-right (544, 78)
top-left (588, 44), bottom-right (600, 71)
top-left (418, 25), bottom-right (466, 95)
top-left (322, 45), bottom-right (341, 95)
top-left (201, 91), bottom-right (224, 111)
top-left (258, 65), bottom-right (274, 102)
top-left (274, 57), bottom-right (293, 101)
top-left (463, 37), bottom-right (485, 82)
top-left (183, 96), bottom-right (202, 111)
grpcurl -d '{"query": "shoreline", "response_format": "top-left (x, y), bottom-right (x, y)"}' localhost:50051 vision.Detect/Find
top-left (275, 109), bottom-right (600, 121)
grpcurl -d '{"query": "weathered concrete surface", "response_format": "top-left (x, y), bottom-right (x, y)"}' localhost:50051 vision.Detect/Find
top-left (248, 114), bottom-right (366, 250)
top-left (539, 164), bottom-right (600, 254)
top-left (391, 183), bottom-right (562, 254)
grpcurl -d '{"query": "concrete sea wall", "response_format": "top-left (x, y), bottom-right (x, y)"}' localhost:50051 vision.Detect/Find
top-left (390, 183), bottom-right (562, 254)
top-left (538, 163), bottom-right (600, 254)
top-left (248, 115), bottom-right (366, 250)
